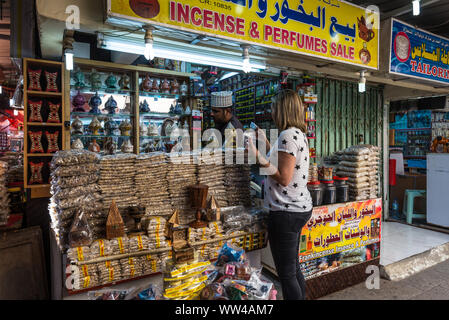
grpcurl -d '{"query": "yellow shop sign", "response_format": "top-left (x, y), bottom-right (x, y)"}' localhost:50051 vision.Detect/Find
top-left (107, 0), bottom-right (379, 69)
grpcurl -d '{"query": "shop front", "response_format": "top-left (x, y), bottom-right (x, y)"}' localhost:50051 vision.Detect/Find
top-left (4, 0), bottom-right (396, 300)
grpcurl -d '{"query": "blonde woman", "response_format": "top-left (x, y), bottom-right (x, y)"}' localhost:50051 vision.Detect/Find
top-left (247, 89), bottom-right (312, 300)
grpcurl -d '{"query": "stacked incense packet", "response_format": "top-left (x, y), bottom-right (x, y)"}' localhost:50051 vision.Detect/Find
top-left (336, 145), bottom-right (380, 201)
top-left (135, 153), bottom-right (172, 216)
top-left (49, 150), bottom-right (103, 249)
top-left (0, 161), bottom-right (10, 226)
top-left (223, 150), bottom-right (252, 207)
top-left (166, 152), bottom-right (198, 213)
top-left (197, 151), bottom-right (227, 208)
top-left (99, 154), bottom-right (138, 209)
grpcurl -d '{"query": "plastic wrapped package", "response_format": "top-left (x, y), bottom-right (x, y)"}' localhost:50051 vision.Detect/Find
top-left (53, 174), bottom-right (99, 189)
top-left (72, 264), bottom-right (99, 290)
top-left (67, 246), bottom-right (92, 262)
top-left (55, 193), bottom-right (103, 210)
top-left (89, 239), bottom-right (113, 258)
top-left (245, 273), bottom-right (274, 300)
top-left (120, 257), bottom-right (143, 279)
top-left (128, 235), bottom-right (150, 252)
top-left (108, 236), bottom-right (129, 255)
top-left (51, 150), bottom-right (100, 168)
top-left (88, 289), bottom-right (130, 300)
top-left (51, 163), bottom-right (99, 177)
top-left (51, 184), bottom-right (101, 201)
top-left (68, 210), bottom-right (93, 248)
top-left (97, 260), bottom-right (122, 284)
top-left (215, 242), bottom-right (246, 266)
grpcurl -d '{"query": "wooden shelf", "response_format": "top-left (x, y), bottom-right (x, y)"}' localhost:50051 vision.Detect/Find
top-left (74, 57), bottom-right (196, 78)
top-left (26, 184), bottom-right (51, 189)
top-left (27, 122), bottom-right (63, 126)
top-left (27, 91), bottom-right (62, 97)
top-left (27, 153), bottom-right (56, 157)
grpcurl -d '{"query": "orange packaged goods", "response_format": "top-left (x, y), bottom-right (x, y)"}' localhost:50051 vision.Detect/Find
top-left (106, 200), bottom-right (125, 239)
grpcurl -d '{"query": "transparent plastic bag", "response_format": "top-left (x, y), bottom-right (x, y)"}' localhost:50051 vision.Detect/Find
top-left (68, 210), bottom-right (93, 248)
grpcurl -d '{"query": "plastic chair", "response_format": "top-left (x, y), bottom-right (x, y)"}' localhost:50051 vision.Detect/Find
top-left (403, 189), bottom-right (426, 224)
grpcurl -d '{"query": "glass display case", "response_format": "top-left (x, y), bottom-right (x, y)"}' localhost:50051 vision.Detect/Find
top-left (65, 58), bottom-right (196, 155)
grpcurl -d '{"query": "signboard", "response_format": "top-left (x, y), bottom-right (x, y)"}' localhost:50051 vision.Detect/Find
top-left (299, 198), bottom-right (381, 279)
top-left (107, 0), bottom-right (379, 69)
top-left (390, 18), bottom-right (449, 84)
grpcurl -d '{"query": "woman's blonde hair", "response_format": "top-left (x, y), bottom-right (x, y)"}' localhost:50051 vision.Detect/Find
top-left (271, 89), bottom-right (306, 132)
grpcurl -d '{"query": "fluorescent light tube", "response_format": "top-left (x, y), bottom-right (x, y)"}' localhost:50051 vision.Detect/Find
top-left (413, 0), bottom-right (420, 16)
top-left (65, 51), bottom-right (74, 71)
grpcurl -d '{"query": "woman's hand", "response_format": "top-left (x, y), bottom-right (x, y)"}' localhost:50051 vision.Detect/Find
top-left (246, 136), bottom-right (258, 159)
top-left (255, 128), bottom-right (271, 153)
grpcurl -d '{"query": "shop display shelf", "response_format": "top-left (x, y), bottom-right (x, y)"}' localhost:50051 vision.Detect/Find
top-left (27, 153), bottom-right (56, 157)
top-left (395, 127), bottom-right (431, 131)
top-left (27, 184), bottom-right (51, 189)
top-left (27, 122), bottom-right (63, 126)
top-left (139, 91), bottom-right (180, 99)
top-left (70, 88), bottom-right (134, 96)
top-left (139, 135), bottom-right (171, 139)
top-left (71, 112), bottom-right (134, 118)
top-left (71, 134), bottom-right (134, 138)
top-left (139, 112), bottom-right (176, 118)
top-left (404, 155), bottom-right (426, 158)
top-left (306, 119), bottom-right (317, 122)
top-left (27, 90), bottom-right (62, 97)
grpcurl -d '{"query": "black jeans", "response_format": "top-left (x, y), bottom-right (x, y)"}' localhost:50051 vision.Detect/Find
top-left (268, 210), bottom-right (312, 300)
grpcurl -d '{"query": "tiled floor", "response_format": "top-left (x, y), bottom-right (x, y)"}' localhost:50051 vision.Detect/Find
top-left (380, 221), bottom-right (449, 266)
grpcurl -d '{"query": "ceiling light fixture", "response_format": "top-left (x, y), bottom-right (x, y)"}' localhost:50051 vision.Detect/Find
top-left (63, 30), bottom-right (75, 71)
top-left (412, 0), bottom-right (421, 16)
top-left (143, 25), bottom-right (155, 61)
top-left (241, 44), bottom-right (251, 73)
top-left (359, 70), bottom-right (366, 93)
top-left (100, 35), bottom-right (266, 72)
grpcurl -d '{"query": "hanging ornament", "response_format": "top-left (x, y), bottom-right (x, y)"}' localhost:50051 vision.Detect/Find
top-left (45, 71), bottom-right (59, 92)
top-left (29, 131), bottom-right (44, 153)
top-left (28, 69), bottom-right (42, 91)
top-left (46, 131), bottom-right (60, 153)
top-left (29, 162), bottom-right (44, 184)
top-left (47, 102), bottom-right (61, 123)
top-left (29, 100), bottom-right (43, 122)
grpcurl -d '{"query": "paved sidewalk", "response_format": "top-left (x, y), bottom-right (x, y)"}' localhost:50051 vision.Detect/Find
top-left (318, 259), bottom-right (449, 300)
